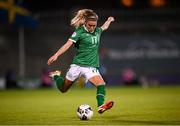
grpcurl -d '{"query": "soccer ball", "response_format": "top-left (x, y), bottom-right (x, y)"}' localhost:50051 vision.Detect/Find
top-left (77, 104), bottom-right (93, 120)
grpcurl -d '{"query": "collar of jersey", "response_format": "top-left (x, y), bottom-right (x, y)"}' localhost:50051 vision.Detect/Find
top-left (83, 25), bottom-right (94, 33)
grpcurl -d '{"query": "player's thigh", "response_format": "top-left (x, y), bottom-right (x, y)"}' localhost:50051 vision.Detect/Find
top-left (82, 67), bottom-right (105, 86)
top-left (88, 75), bottom-right (105, 86)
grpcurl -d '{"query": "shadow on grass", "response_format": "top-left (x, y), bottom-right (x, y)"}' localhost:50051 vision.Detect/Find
top-left (110, 119), bottom-right (180, 125)
top-left (102, 115), bottom-right (180, 125)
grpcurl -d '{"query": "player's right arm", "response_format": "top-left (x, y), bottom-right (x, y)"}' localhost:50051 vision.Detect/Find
top-left (47, 40), bottom-right (73, 65)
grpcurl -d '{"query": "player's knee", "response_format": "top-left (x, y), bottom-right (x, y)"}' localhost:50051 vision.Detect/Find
top-left (60, 88), bottom-right (67, 93)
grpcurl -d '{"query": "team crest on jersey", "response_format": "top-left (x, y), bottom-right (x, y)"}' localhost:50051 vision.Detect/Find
top-left (72, 32), bottom-right (76, 37)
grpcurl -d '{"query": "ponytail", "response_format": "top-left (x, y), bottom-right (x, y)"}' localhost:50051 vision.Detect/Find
top-left (71, 9), bottom-right (98, 28)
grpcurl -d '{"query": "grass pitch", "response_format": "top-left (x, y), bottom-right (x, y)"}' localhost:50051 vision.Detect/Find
top-left (0, 86), bottom-right (180, 125)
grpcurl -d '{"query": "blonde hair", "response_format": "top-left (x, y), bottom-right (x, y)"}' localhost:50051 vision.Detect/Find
top-left (71, 9), bottom-right (98, 28)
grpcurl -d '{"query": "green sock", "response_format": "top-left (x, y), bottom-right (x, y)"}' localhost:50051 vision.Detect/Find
top-left (96, 85), bottom-right (106, 107)
top-left (53, 75), bottom-right (64, 89)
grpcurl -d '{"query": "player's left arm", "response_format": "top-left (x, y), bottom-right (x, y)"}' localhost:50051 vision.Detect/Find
top-left (101, 16), bottom-right (115, 31)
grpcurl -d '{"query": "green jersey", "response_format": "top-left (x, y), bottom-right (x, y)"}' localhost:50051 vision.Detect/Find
top-left (69, 25), bottom-right (103, 68)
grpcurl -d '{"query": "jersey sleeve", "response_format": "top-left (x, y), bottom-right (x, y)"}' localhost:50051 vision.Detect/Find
top-left (69, 29), bottom-right (80, 43)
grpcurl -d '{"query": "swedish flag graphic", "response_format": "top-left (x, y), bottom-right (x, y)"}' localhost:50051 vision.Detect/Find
top-left (0, 0), bottom-right (38, 28)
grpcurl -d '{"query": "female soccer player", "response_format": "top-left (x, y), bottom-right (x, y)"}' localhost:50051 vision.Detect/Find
top-left (47, 9), bottom-right (114, 114)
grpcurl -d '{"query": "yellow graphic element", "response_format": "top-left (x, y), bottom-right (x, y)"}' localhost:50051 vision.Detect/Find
top-left (0, 0), bottom-right (29, 23)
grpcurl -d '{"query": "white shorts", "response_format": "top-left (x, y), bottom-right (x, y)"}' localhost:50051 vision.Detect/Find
top-left (66, 64), bottom-right (102, 82)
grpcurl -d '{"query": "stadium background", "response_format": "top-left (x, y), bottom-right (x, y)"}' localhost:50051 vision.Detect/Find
top-left (0, 0), bottom-right (180, 88)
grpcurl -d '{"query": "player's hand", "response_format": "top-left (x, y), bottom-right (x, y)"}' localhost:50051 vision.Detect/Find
top-left (108, 17), bottom-right (115, 22)
top-left (47, 54), bottom-right (58, 65)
